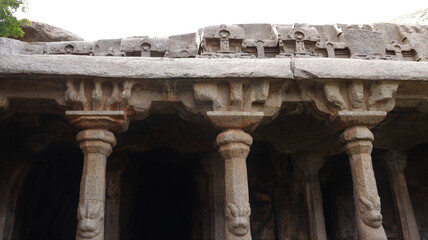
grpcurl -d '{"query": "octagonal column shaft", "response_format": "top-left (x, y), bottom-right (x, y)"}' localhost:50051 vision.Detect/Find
top-left (217, 129), bottom-right (253, 240)
top-left (384, 150), bottom-right (420, 240)
top-left (340, 126), bottom-right (387, 240)
top-left (76, 129), bottom-right (116, 240)
top-left (294, 152), bottom-right (327, 240)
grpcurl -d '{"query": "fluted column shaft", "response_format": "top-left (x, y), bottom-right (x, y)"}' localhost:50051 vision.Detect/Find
top-left (340, 126), bottom-right (387, 240)
top-left (217, 129), bottom-right (253, 240)
top-left (384, 150), bottom-right (420, 240)
top-left (76, 130), bottom-right (116, 240)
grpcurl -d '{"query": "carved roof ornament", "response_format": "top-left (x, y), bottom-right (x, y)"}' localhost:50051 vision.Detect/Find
top-left (46, 41), bottom-right (94, 55)
top-left (239, 24), bottom-right (278, 58)
top-left (339, 24), bottom-right (392, 60)
top-left (167, 33), bottom-right (199, 58)
top-left (9, 23), bottom-right (427, 61)
top-left (120, 37), bottom-right (167, 57)
top-left (276, 24), bottom-right (321, 58)
top-left (396, 25), bottom-right (428, 61)
top-left (314, 24), bottom-right (350, 58)
top-left (199, 24), bottom-right (250, 58)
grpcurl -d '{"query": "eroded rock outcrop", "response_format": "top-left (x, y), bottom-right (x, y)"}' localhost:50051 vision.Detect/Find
top-left (15, 21), bottom-right (84, 42)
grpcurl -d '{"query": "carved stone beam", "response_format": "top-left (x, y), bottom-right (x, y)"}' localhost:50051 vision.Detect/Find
top-left (65, 79), bottom-right (133, 240)
top-left (303, 80), bottom-right (399, 240)
top-left (383, 150), bottom-right (420, 240)
top-left (294, 152), bottom-right (327, 240)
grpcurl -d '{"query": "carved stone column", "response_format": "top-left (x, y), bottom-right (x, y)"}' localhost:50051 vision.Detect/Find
top-left (383, 150), bottom-right (420, 240)
top-left (340, 126), bottom-right (387, 240)
top-left (207, 111), bottom-right (263, 240)
top-left (298, 80), bottom-right (399, 240)
top-left (294, 152), bottom-right (327, 240)
top-left (67, 111), bottom-right (127, 240)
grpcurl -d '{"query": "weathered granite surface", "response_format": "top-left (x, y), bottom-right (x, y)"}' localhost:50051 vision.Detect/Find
top-left (2, 23), bottom-right (427, 61)
top-left (0, 23), bottom-right (427, 240)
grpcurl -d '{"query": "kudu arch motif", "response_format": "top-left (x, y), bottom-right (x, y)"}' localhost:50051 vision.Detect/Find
top-left (0, 22), bottom-right (427, 240)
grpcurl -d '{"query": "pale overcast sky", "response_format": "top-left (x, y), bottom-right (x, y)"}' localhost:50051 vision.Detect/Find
top-left (15, 0), bottom-right (428, 41)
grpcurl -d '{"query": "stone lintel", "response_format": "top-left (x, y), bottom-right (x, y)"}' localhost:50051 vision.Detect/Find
top-left (66, 110), bottom-right (128, 132)
top-left (331, 110), bottom-right (387, 130)
top-left (207, 111), bottom-right (264, 131)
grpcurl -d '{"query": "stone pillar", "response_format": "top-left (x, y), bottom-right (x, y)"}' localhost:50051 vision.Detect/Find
top-left (339, 126), bottom-right (387, 240)
top-left (207, 111), bottom-right (263, 240)
top-left (66, 111), bottom-right (127, 240)
top-left (383, 150), bottom-right (420, 240)
top-left (76, 129), bottom-right (115, 240)
top-left (217, 129), bottom-right (253, 240)
top-left (294, 152), bottom-right (327, 240)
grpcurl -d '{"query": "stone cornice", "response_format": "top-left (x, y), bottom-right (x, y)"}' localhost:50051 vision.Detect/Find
top-left (0, 54), bottom-right (427, 81)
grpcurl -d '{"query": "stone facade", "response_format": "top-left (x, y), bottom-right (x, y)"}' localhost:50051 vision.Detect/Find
top-left (0, 23), bottom-right (427, 240)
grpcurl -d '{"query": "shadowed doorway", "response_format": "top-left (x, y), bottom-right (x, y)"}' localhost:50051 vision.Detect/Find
top-left (120, 147), bottom-right (204, 239)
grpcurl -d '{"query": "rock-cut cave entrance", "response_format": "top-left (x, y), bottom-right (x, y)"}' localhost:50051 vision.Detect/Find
top-left (120, 147), bottom-right (204, 239)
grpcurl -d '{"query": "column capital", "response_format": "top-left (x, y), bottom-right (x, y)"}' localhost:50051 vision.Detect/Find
top-left (207, 111), bottom-right (263, 132)
top-left (66, 110), bottom-right (129, 133)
